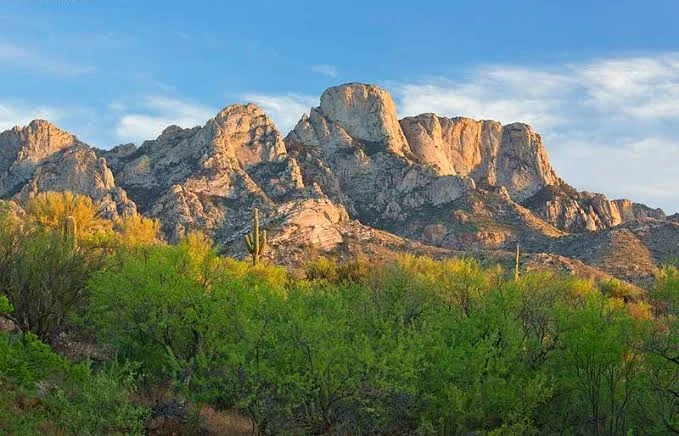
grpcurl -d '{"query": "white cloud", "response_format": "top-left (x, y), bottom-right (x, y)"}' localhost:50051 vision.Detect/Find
top-left (0, 101), bottom-right (61, 131)
top-left (114, 96), bottom-right (214, 143)
top-left (0, 41), bottom-right (95, 76)
top-left (391, 53), bottom-right (679, 213)
top-left (241, 93), bottom-right (317, 134)
top-left (311, 64), bottom-right (339, 78)
top-left (114, 93), bottom-right (316, 146)
top-left (548, 137), bottom-right (679, 211)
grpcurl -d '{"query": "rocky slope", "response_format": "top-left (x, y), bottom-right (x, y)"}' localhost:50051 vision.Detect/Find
top-left (102, 103), bottom-right (324, 242)
top-left (0, 120), bottom-right (135, 218)
top-left (286, 84), bottom-right (667, 248)
top-left (0, 82), bottom-right (676, 284)
top-left (523, 183), bottom-right (666, 233)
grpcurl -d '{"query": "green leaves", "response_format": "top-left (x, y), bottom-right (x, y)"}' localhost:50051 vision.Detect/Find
top-left (0, 295), bottom-right (12, 315)
top-left (86, 250), bottom-right (677, 434)
top-left (0, 226), bottom-right (103, 342)
top-left (0, 332), bottom-right (147, 435)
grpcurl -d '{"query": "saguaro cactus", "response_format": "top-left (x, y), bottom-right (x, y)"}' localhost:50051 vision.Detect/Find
top-left (62, 215), bottom-right (78, 252)
top-left (244, 208), bottom-right (267, 265)
top-left (514, 241), bottom-right (520, 282)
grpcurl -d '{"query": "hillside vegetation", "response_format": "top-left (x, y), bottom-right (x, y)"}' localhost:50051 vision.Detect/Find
top-left (0, 193), bottom-right (678, 435)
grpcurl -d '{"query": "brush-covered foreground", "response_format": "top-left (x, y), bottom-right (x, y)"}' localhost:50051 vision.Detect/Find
top-left (0, 193), bottom-right (678, 435)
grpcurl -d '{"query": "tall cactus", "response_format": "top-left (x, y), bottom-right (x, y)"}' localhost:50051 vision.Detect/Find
top-left (514, 241), bottom-right (520, 282)
top-left (244, 208), bottom-right (267, 265)
top-left (62, 215), bottom-right (78, 252)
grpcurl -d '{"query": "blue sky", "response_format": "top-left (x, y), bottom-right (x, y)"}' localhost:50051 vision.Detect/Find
top-left (1, 0), bottom-right (678, 212)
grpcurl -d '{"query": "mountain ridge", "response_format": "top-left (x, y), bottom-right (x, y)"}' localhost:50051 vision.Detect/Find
top-left (0, 82), bottom-right (676, 284)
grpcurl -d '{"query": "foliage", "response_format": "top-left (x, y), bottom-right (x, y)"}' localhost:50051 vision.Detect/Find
top-left (88, 249), bottom-right (673, 434)
top-left (113, 213), bottom-right (162, 247)
top-left (0, 226), bottom-right (104, 342)
top-left (46, 361), bottom-right (148, 435)
top-left (644, 265), bottom-right (679, 433)
top-left (24, 191), bottom-right (111, 238)
top-left (87, 236), bottom-right (280, 390)
top-left (2, 198), bottom-right (679, 434)
top-left (0, 332), bottom-right (147, 435)
top-left (0, 294), bottom-right (12, 315)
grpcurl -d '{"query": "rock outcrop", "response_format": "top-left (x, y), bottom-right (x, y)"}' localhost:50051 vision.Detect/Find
top-left (287, 83), bottom-right (569, 250)
top-left (400, 115), bottom-right (559, 200)
top-left (0, 82), bottom-right (675, 284)
top-left (0, 120), bottom-right (78, 197)
top-left (0, 120), bottom-right (135, 217)
top-left (104, 103), bottom-right (309, 241)
top-left (523, 183), bottom-right (667, 232)
top-left (287, 84), bottom-right (474, 229)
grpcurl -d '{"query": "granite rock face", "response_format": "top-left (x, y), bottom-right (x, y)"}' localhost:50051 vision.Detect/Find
top-left (0, 120), bottom-right (78, 197)
top-left (0, 83), bottom-right (675, 282)
top-left (523, 184), bottom-right (667, 233)
top-left (0, 120), bottom-right (135, 217)
top-left (286, 84), bottom-right (474, 229)
top-left (400, 115), bottom-right (559, 200)
top-left (317, 83), bottom-right (410, 157)
top-left (104, 103), bottom-right (309, 241)
top-left (284, 83), bottom-right (673, 252)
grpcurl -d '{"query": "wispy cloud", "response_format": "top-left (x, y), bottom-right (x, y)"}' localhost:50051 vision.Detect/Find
top-left (0, 101), bottom-right (61, 131)
top-left (113, 96), bottom-right (214, 143)
top-left (0, 41), bottom-right (95, 76)
top-left (113, 92), bottom-right (317, 146)
top-left (241, 93), bottom-right (317, 134)
top-left (391, 53), bottom-right (679, 212)
top-left (311, 64), bottom-right (339, 78)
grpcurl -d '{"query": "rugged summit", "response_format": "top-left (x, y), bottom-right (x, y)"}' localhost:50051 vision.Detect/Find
top-left (0, 120), bottom-right (78, 197)
top-left (0, 82), bottom-right (676, 284)
top-left (103, 102), bottom-right (326, 241)
top-left (524, 184), bottom-right (666, 232)
top-left (287, 84), bottom-right (598, 249)
top-left (400, 115), bottom-right (559, 200)
top-left (0, 120), bottom-right (135, 218)
top-left (287, 84), bottom-right (473, 225)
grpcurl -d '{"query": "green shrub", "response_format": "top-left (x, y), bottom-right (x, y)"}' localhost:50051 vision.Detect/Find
top-left (0, 332), bottom-right (147, 435)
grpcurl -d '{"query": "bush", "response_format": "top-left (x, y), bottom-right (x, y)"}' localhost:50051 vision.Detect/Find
top-left (24, 191), bottom-right (111, 237)
top-left (0, 332), bottom-right (147, 435)
top-left (0, 227), bottom-right (103, 342)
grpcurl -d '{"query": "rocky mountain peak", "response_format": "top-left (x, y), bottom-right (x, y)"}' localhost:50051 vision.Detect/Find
top-left (160, 125), bottom-right (184, 137)
top-left (214, 102), bottom-right (263, 120)
top-left (0, 120), bottom-right (136, 217)
top-left (209, 103), bottom-right (287, 167)
top-left (0, 119), bottom-right (77, 166)
top-left (317, 83), bottom-right (409, 157)
top-left (399, 114), bottom-right (558, 201)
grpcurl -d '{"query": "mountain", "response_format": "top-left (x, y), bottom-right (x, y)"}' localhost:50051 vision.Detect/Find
top-left (0, 120), bottom-right (136, 218)
top-left (0, 83), bottom-right (676, 284)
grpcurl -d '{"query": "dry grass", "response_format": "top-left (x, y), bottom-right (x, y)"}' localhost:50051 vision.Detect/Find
top-left (130, 384), bottom-right (256, 436)
top-left (199, 405), bottom-right (257, 435)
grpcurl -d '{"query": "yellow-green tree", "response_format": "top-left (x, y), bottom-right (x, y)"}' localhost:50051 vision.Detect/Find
top-left (113, 214), bottom-right (162, 247)
top-left (24, 191), bottom-right (111, 237)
